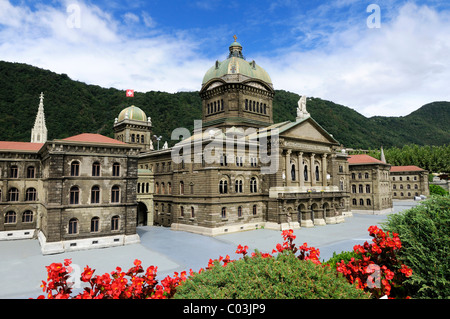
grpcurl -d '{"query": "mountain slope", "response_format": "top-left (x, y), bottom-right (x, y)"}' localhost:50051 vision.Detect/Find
top-left (0, 60), bottom-right (448, 149)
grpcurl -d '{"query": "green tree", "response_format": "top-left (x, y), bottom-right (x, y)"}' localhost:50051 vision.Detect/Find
top-left (382, 196), bottom-right (450, 299)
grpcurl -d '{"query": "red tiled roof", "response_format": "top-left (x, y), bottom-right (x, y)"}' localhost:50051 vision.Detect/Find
top-left (62, 133), bottom-right (126, 145)
top-left (0, 141), bottom-right (44, 152)
top-left (390, 165), bottom-right (425, 172)
top-left (347, 154), bottom-right (386, 165)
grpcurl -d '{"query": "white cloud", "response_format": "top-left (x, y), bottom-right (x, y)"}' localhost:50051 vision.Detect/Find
top-left (0, 1), bottom-right (448, 118)
top-left (0, 0), bottom-right (207, 93)
top-left (262, 2), bottom-right (450, 116)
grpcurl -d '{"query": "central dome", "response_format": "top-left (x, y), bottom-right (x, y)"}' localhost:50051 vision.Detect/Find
top-left (201, 38), bottom-right (272, 86)
top-left (117, 105), bottom-right (147, 122)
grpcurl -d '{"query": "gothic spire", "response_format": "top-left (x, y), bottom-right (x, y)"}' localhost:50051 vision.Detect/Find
top-left (31, 92), bottom-right (48, 143)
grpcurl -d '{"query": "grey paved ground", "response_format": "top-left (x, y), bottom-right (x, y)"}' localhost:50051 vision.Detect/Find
top-left (0, 201), bottom-right (418, 299)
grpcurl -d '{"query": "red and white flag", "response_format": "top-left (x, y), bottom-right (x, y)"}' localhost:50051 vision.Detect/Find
top-left (126, 89), bottom-right (134, 97)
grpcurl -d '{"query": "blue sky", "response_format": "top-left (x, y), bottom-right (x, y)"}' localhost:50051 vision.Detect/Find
top-left (1, 0), bottom-right (450, 117)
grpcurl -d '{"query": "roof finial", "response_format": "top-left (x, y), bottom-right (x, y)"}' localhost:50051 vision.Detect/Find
top-left (233, 34), bottom-right (237, 42)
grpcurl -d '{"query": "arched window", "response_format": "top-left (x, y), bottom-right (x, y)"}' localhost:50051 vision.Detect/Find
top-left (366, 199), bottom-right (372, 206)
top-left (91, 217), bottom-right (100, 232)
top-left (111, 216), bottom-right (120, 231)
top-left (22, 210), bottom-right (33, 223)
top-left (221, 207), bottom-right (226, 219)
top-left (5, 211), bottom-right (16, 224)
top-left (359, 184), bottom-right (364, 193)
top-left (9, 187), bottom-right (19, 201)
top-left (111, 186), bottom-right (120, 203)
top-left (351, 173), bottom-right (356, 180)
top-left (315, 165), bottom-right (320, 181)
top-left (70, 161), bottom-right (80, 176)
top-left (180, 181), bottom-right (184, 195)
top-left (68, 218), bottom-right (78, 234)
top-left (70, 186), bottom-right (79, 204)
top-left (92, 162), bottom-right (100, 176)
top-left (161, 182), bottom-right (165, 194)
top-left (352, 185), bottom-right (356, 193)
top-left (235, 179), bottom-right (243, 193)
top-left (291, 164), bottom-right (296, 181)
top-left (167, 182), bottom-right (171, 194)
top-left (91, 186), bottom-right (100, 204)
top-left (137, 182), bottom-right (141, 193)
top-left (366, 185), bottom-right (371, 193)
top-left (25, 188), bottom-right (37, 201)
top-left (359, 199), bottom-right (364, 206)
top-left (191, 207), bottom-right (195, 218)
top-left (219, 179), bottom-right (228, 194)
top-left (112, 163), bottom-right (120, 176)
top-left (250, 177), bottom-right (257, 193)
top-left (352, 198), bottom-right (357, 205)
top-left (155, 182), bottom-right (159, 194)
top-left (253, 204), bottom-right (257, 215)
top-left (304, 165), bottom-right (308, 181)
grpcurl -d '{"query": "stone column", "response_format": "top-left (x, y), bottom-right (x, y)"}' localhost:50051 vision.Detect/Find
top-left (310, 153), bottom-right (315, 186)
top-left (322, 154), bottom-right (327, 187)
top-left (285, 149), bottom-right (291, 186)
top-left (298, 152), bottom-right (303, 187)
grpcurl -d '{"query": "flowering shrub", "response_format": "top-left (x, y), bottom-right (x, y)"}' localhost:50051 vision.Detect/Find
top-left (36, 226), bottom-right (411, 299)
top-left (334, 225), bottom-right (412, 299)
top-left (38, 259), bottom-right (187, 299)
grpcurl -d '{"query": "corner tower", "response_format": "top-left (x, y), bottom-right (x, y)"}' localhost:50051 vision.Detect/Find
top-left (200, 36), bottom-right (274, 130)
top-left (113, 105), bottom-right (153, 151)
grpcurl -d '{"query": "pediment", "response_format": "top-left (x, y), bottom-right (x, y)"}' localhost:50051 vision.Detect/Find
top-left (280, 117), bottom-right (338, 145)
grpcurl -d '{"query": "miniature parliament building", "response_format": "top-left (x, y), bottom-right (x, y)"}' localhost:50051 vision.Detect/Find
top-left (0, 39), bottom-right (429, 254)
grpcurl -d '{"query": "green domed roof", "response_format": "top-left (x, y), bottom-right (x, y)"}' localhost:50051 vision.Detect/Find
top-left (118, 105), bottom-right (147, 122)
top-left (202, 38), bottom-right (272, 86)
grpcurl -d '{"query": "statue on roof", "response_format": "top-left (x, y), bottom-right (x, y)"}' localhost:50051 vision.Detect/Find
top-left (296, 95), bottom-right (310, 120)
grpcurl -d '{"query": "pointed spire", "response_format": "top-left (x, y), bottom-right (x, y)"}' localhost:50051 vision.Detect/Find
top-left (31, 92), bottom-right (48, 143)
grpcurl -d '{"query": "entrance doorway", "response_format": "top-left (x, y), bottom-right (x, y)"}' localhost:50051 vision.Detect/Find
top-left (137, 202), bottom-right (148, 226)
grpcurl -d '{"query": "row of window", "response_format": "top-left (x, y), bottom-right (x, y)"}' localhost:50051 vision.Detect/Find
top-left (392, 176), bottom-right (418, 181)
top-left (206, 99), bottom-right (224, 114)
top-left (69, 185), bottom-right (121, 205)
top-left (393, 184), bottom-right (419, 190)
top-left (6, 165), bottom-right (36, 179)
top-left (292, 164), bottom-right (321, 182)
top-left (137, 182), bottom-right (150, 194)
top-left (68, 216), bottom-right (120, 234)
top-left (219, 177), bottom-right (258, 194)
top-left (351, 184), bottom-right (371, 194)
top-left (394, 192), bottom-right (420, 197)
top-left (351, 172), bottom-right (371, 180)
top-left (0, 188), bottom-right (37, 202)
top-left (352, 198), bottom-right (373, 206)
top-left (3, 210), bottom-right (34, 224)
top-left (245, 99), bottom-right (267, 114)
top-left (178, 205), bottom-right (259, 219)
top-left (70, 161), bottom-right (121, 177)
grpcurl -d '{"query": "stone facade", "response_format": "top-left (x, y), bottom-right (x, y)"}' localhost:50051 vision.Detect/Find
top-left (348, 154), bottom-right (393, 214)
top-left (390, 166), bottom-right (429, 199)
top-left (0, 123), bottom-right (141, 253)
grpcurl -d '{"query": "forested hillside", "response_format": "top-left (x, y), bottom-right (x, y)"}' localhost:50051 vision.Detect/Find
top-left (0, 61), bottom-right (449, 149)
